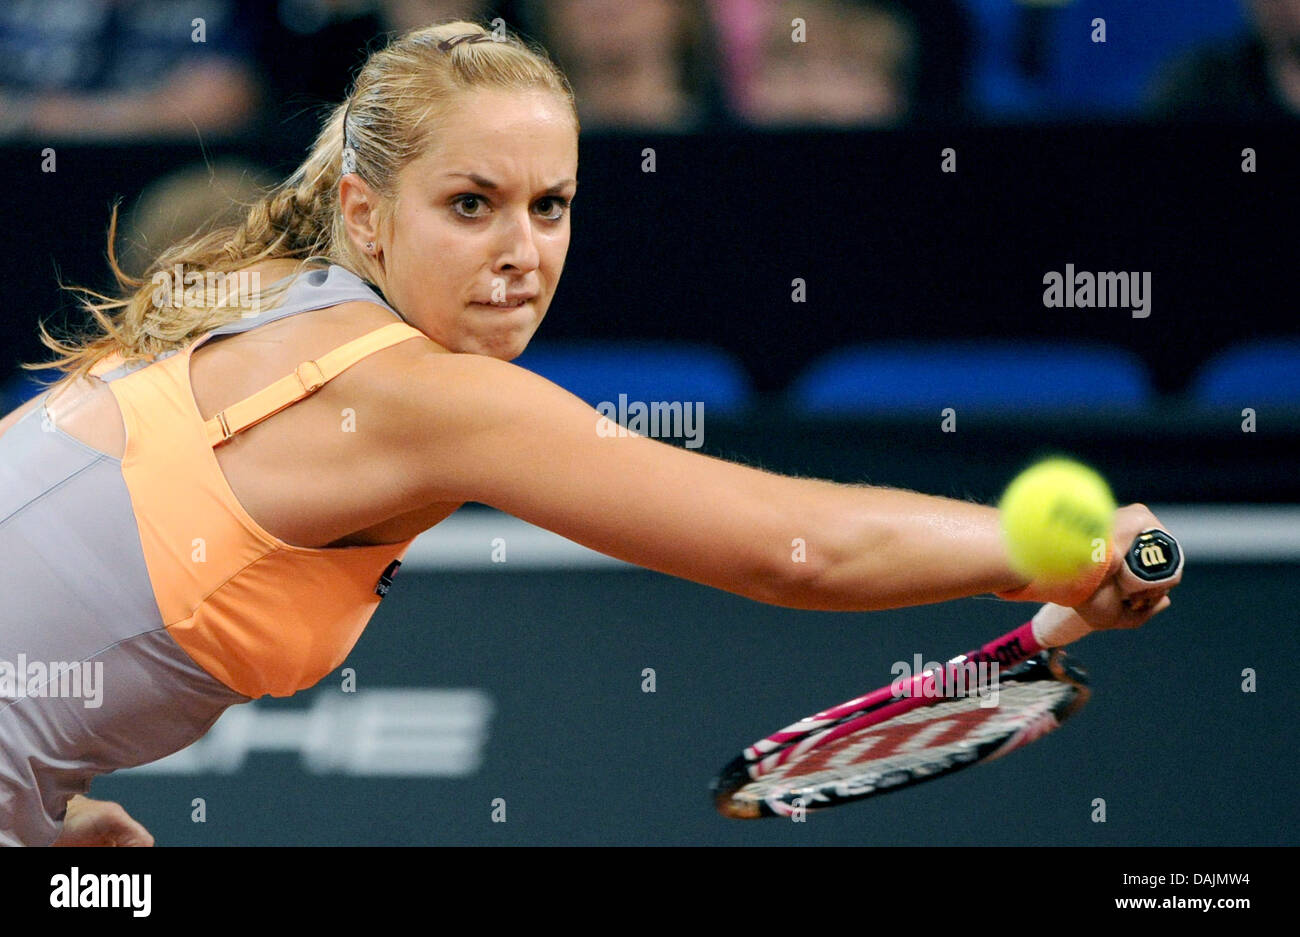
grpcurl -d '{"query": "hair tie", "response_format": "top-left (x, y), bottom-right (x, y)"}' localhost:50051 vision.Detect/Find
top-left (437, 33), bottom-right (495, 53)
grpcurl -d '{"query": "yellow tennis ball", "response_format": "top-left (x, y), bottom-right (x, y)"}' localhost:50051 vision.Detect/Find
top-left (998, 458), bottom-right (1117, 582)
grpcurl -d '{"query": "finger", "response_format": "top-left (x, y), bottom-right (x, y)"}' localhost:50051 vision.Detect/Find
top-left (1125, 594), bottom-right (1172, 629)
top-left (104, 808), bottom-right (155, 846)
top-left (114, 822), bottom-right (155, 846)
top-left (1114, 554), bottom-right (1158, 598)
top-left (1122, 588), bottom-right (1167, 613)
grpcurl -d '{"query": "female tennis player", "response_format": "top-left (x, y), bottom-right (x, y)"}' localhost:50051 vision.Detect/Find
top-left (0, 21), bottom-right (1178, 846)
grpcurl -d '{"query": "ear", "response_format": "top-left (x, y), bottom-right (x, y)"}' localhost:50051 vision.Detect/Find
top-left (339, 173), bottom-right (383, 252)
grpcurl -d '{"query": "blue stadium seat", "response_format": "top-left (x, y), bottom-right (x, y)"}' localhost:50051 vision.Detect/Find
top-left (960, 0), bottom-right (1248, 118)
top-left (787, 341), bottom-right (1152, 415)
top-left (512, 340), bottom-right (754, 415)
top-left (0, 373), bottom-right (47, 415)
top-left (1189, 340), bottom-right (1300, 407)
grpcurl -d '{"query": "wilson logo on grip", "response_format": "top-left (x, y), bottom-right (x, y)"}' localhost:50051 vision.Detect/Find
top-left (1128, 530), bottom-right (1180, 580)
top-left (1139, 542), bottom-right (1166, 567)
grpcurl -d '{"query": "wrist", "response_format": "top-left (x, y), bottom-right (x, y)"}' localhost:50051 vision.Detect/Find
top-left (995, 537), bottom-right (1117, 607)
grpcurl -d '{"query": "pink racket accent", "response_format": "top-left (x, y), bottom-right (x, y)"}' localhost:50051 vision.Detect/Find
top-left (741, 621), bottom-right (1044, 775)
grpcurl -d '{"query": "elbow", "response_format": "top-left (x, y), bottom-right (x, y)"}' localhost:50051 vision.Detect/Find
top-left (747, 534), bottom-right (845, 611)
top-left (751, 511), bottom-right (897, 612)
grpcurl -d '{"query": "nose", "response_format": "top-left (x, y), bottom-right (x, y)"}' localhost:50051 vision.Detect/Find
top-left (493, 207), bottom-right (541, 275)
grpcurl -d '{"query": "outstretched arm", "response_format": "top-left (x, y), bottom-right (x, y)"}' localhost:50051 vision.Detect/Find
top-left (371, 347), bottom-right (1150, 614)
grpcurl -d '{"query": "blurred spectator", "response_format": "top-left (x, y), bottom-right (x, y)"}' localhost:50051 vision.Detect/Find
top-left (711, 0), bottom-right (970, 128)
top-left (524, 0), bottom-right (728, 130)
top-left (118, 157), bottom-right (279, 277)
top-left (1147, 0), bottom-right (1300, 120)
top-left (0, 0), bottom-right (261, 142)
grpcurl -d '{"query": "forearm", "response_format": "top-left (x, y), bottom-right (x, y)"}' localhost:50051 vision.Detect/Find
top-left (782, 480), bottom-right (1028, 612)
top-left (406, 357), bottom-right (1033, 613)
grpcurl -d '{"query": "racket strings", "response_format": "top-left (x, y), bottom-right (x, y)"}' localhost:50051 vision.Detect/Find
top-left (731, 680), bottom-right (1078, 804)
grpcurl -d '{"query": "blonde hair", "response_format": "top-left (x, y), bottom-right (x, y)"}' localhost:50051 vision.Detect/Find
top-left (23, 20), bottom-right (579, 388)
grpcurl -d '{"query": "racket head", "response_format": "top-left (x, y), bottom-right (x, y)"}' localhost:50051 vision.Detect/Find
top-left (712, 649), bottom-right (1089, 819)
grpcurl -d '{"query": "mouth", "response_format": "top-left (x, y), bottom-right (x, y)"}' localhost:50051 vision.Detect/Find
top-left (471, 298), bottom-right (534, 309)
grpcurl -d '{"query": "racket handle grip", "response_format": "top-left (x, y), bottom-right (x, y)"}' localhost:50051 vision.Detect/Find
top-left (1030, 528), bottom-right (1183, 646)
top-left (1031, 602), bottom-right (1092, 648)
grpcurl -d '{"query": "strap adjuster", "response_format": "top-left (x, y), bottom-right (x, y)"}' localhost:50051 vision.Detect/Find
top-left (296, 360), bottom-right (326, 394)
top-left (215, 410), bottom-right (233, 441)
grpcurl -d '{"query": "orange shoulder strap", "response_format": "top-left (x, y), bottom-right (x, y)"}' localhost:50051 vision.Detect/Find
top-left (204, 321), bottom-right (425, 448)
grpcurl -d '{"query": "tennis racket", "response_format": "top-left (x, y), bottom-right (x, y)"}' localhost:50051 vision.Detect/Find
top-left (711, 528), bottom-right (1182, 819)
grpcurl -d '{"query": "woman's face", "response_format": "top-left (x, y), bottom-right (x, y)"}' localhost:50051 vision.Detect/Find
top-left (365, 88), bottom-right (578, 359)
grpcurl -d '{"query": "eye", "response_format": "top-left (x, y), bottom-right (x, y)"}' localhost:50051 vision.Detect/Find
top-left (452, 193), bottom-right (572, 221)
top-left (536, 196), bottom-right (570, 221)
top-left (452, 194), bottom-right (489, 218)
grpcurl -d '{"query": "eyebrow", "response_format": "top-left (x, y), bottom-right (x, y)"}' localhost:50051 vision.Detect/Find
top-left (443, 172), bottom-right (576, 194)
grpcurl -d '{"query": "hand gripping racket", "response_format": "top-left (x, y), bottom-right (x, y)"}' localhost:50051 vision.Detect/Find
top-left (711, 528), bottom-right (1182, 819)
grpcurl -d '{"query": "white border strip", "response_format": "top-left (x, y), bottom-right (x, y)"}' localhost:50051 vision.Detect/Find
top-left (1136, 505), bottom-right (1300, 562)
top-left (402, 504), bottom-right (1300, 571)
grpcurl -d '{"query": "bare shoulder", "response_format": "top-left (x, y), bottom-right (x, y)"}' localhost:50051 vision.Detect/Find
top-left (354, 349), bottom-right (577, 485)
top-left (186, 294), bottom-right (446, 548)
top-left (309, 299), bottom-right (447, 392)
top-left (363, 347), bottom-right (554, 432)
